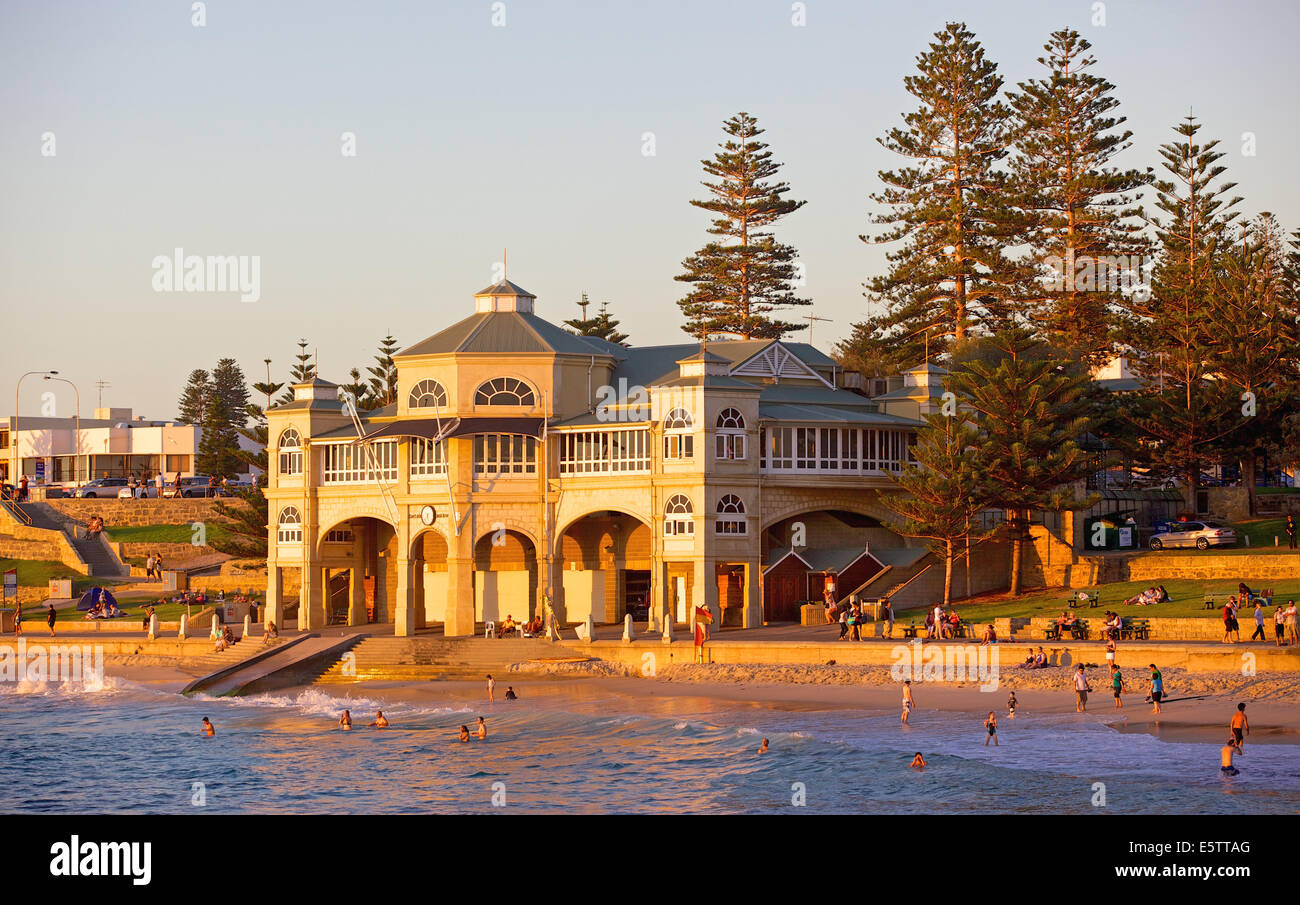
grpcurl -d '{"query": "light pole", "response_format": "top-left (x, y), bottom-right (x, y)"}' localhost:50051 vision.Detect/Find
top-left (44, 376), bottom-right (81, 487)
top-left (13, 370), bottom-right (59, 488)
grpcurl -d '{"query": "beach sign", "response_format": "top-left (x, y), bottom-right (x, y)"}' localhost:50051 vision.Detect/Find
top-left (3, 568), bottom-right (16, 599)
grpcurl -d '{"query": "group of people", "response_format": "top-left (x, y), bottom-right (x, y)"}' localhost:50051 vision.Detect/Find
top-left (925, 603), bottom-right (963, 639)
top-left (1018, 646), bottom-right (1051, 669)
top-left (492, 613), bottom-right (543, 638)
top-left (85, 515), bottom-right (105, 536)
top-left (835, 598), bottom-right (894, 640)
top-left (83, 597), bottom-right (124, 619)
top-left (1121, 586), bottom-right (1170, 606)
top-left (213, 625), bottom-right (235, 652)
top-left (1225, 595), bottom-right (1299, 646)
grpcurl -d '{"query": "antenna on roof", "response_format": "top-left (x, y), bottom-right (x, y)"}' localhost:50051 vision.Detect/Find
top-left (95, 379), bottom-right (112, 409)
top-left (503, 248), bottom-right (507, 281)
top-left (803, 314), bottom-right (833, 345)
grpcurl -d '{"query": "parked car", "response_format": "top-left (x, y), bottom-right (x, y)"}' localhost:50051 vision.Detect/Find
top-left (172, 476), bottom-right (231, 498)
top-left (1148, 520), bottom-right (1237, 550)
top-left (75, 478), bottom-right (130, 498)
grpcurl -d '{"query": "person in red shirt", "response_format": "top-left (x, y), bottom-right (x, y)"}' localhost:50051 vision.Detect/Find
top-left (693, 618), bottom-right (708, 663)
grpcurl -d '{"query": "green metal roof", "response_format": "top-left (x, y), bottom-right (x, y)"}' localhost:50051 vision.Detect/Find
top-left (398, 311), bottom-right (625, 358)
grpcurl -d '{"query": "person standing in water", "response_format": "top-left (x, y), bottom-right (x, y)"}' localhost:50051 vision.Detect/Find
top-left (486, 674), bottom-right (495, 702)
top-left (1007, 691), bottom-right (1018, 718)
top-left (910, 753), bottom-right (927, 769)
top-left (475, 717), bottom-right (487, 739)
top-left (901, 680), bottom-right (915, 724)
top-left (369, 711), bottom-right (389, 729)
top-left (757, 739), bottom-right (768, 754)
top-left (201, 717), bottom-right (215, 737)
top-left (458, 725), bottom-right (470, 742)
top-left (339, 710), bottom-right (352, 730)
top-left (1073, 665), bottom-right (1091, 712)
top-left (984, 712), bottom-right (998, 747)
top-left (1221, 737), bottom-right (1240, 776)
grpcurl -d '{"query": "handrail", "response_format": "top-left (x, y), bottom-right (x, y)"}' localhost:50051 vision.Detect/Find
top-left (0, 490), bottom-right (33, 526)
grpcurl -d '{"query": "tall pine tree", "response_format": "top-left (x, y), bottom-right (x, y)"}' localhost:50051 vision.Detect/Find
top-left (842, 22), bottom-right (1019, 374)
top-left (878, 409), bottom-right (990, 605)
top-left (1117, 116), bottom-right (1242, 498)
top-left (365, 334), bottom-right (400, 410)
top-left (176, 369), bottom-right (211, 424)
top-left (197, 359), bottom-right (249, 478)
top-left (278, 339), bottom-right (316, 404)
top-left (676, 112), bottom-right (810, 339)
top-left (565, 294), bottom-right (629, 345)
top-left (1007, 28), bottom-right (1151, 364)
top-left (945, 328), bottom-right (1095, 596)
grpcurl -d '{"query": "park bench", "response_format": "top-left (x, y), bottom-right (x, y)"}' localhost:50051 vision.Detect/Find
top-left (903, 623), bottom-right (920, 639)
top-left (1121, 618), bottom-right (1151, 641)
top-left (1045, 620), bottom-right (1089, 641)
top-left (1066, 591), bottom-right (1100, 609)
top-left (1203, 592), bottom-right (1219, 611)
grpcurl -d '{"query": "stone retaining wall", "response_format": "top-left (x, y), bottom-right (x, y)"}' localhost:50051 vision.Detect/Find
top-left (47, 498), bottom-right (247, 527)
top-left (0, 534), bottom-right (63, 561)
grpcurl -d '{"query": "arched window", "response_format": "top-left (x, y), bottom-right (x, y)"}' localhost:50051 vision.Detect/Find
top-left (474, 377), bottom-right (535, 407)
top-left (277, 429), bottom-right (303, 476)
top-left (408, 379), bottom-right (448, 410)
top-left (663, 408), bottom-right (694, 459)
top-left (277, 506), bottom-right (302, 544)
top-left (715, 408), bottom-right (746, 460)
top-left (664, 494), bottom-right (694, 537)
top-left (715, 494), bottom-right (747, 535)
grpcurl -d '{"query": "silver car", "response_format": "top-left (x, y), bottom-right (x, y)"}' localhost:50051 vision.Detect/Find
top-left (1148, 520), bottom-right (1237, 550)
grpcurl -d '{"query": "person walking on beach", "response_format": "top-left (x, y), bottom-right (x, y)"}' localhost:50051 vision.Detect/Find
top-left (1073, 665), bottom-right (1090, 712)
top-left (201, 717), bottom-right (215, 737)
top-left (1251, 601), bottom-right (1267, 641)
top-left (902, 680), bottom-right (915, 724)
top-left (984, 712), bottom-right (998, 746)
top-left (1285, 600), bottom-right (1299, 647)
top-left (1110, 666), bottom-right (1126, 709)
top-left (881, 597), bottom-right (894, 639)
top-left (1149, 664), bottom-right (1163, 715)
top-left (1276, 604), bottom-right (1288, 646)
top-left (46, 603), bottom-right (56, 637)
top-left (1222, 599), bottom-right (1238, 644)
top-left (1229, 703), bottom-right (1249, 750)
top-left (13, 601), bottom-right (21, 637)
top-left (486, 674), bottom-right (495, 702)
top-left (1221, 737), bottom-right (1241, 776)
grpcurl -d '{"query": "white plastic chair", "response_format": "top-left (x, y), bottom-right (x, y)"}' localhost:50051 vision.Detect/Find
top-left (484, 621), bottom-right (496, 639)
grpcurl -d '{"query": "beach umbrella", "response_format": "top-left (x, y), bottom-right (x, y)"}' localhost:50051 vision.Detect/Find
top-left (694, 606), bottom-right (713, 624)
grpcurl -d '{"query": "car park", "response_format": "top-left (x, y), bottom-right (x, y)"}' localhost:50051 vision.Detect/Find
top-left (75, 478), bottom-right (130, 498)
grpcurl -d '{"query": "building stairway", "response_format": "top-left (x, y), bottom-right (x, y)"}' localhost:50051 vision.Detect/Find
top-left (3, 500), bottom-right (128, 578)
top-left (316, 636), bottom-right (582, 683)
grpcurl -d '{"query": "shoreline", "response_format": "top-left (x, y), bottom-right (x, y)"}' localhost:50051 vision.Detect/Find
top-left (95, 657), bottom-right (1300, 746)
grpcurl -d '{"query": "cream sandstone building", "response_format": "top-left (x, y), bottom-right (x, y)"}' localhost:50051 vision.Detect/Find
top-left (263, 281), bottom-right (947, 637)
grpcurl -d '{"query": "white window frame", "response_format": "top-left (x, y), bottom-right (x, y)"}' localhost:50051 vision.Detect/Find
top-left (277, 507), bottom-right (302, 545)
top-left (557, 428), bottom-right (651, 475)
top-left (408, 379), bottom-right (448, 410)
top-left (664, 493), bottom-right (695, 537)
top-left (321, 440), bottom-right (398, 484)
top-left (715, 408), bottom-right (746, 461)
top-left (663, 408), bottom-right (694, 460)
top-left (473, 433), bottom-right (537, 475)
top-left (474, 377), bottom-right (536, 407)
top-left (277, 429), bottom-right (303, 477)
top-left (410, 437), bottom-right (447, 478)
top-left (715, 494), bottom-right (747, 535)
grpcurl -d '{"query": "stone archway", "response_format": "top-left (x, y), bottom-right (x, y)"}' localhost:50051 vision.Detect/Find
top-left (472, 529), bottom-right (537, 626)
top-left (557, 510), bottom-right (654, 625)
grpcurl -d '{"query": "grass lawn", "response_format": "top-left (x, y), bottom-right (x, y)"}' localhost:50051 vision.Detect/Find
top-left (104, 523), bottom-right (232, 547)
top-left (942, 577), bottom-right (1300, 623)
top-left (0, 559), bottom-right (112, 595)
top-left (1231, 517), bottom-right (1296, 550)
top-left (35, 595), bottom-right (264, 623)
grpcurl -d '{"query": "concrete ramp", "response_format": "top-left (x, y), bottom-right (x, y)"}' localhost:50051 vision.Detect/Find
top-left (185, 634), bottom-right (366, 697)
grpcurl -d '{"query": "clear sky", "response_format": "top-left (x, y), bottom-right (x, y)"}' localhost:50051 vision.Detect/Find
top-left (3, 0), bottom-right (1297, 420)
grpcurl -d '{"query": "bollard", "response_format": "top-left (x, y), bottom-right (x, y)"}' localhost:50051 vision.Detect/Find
top-left (148, 613), bottom-right (158, 641)
top-left (662, 616), bottom-right (673, 644)
top-left (1245, 535), bottom-right (1251, 547)
top-left (178, 614), bottom-right (188, 640)
top-left (622, 613), bottom-right (634, 643)
top-left (583, 612), bottom-right (595, 643)
top-left (243, 614), bottom-right (251, 640)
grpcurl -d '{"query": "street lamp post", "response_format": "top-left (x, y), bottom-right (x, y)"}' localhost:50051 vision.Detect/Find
top-left (12, 370), bottom-right (59, 489)
top-left (44, 376), bottom-right (81, 487)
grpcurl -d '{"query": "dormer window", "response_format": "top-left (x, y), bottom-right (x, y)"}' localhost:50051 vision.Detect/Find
top-left (664, 408), bottom-right (694, 459)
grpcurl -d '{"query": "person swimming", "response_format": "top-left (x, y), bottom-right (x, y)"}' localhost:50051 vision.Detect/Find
top-left (201, 717), bottom-right (215, 737)
top-left (369, 711), bottom-right (389, 729)
top-left (757, 738), bottom-right (769, 754)
top-left (910, 753), bottom-right (927, 769)
top-left (476, 717), bottom-right (487, 739)
top-left (458, 725), bottom-right (470, 742)
top-left (1221, 737), bottom-right (1240, 776)
top-left (339, 710), bottom-right (352, 731)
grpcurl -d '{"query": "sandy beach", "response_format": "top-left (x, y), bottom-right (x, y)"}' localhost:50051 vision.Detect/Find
top-left (97, 654), bottom-right (1300, 746)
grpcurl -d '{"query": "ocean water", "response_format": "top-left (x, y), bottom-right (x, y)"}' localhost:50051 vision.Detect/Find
top-left (2, 677), bottom-right (1297, 814)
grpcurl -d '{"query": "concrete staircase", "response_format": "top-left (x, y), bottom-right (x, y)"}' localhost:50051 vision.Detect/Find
top-left (7, 500), bottom-right (128, 577)
top-left (316, 636), bottom-right (576, 683)
top-left (181, 638), bottom-right (279, 677)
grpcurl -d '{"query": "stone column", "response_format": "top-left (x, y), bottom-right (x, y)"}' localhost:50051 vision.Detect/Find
top-left (348, 567), bottom-right (366, 626)
top-left (692, 556), bottom-right (719, 626)
top-left (394, 556), bottom-right (415, 637)
top-left (742, 557), bottom-right (762, 628)
top-left (648, 555), bottom-right (665, 633)
top-left (265, 566), bottom-right (283, 630)
top-left (301, 564), bottom-right (324, 631)
top-left (445, 556), bottom-right (475, 637)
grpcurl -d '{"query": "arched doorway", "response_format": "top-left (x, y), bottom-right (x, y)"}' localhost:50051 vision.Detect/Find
top-left (316, 516), bottom-right (398, 626)
top-left (412, 529), bottom-right (449, 628)
top-left (557, 511), bottom-right (652, 624)
top-left (472, 529), bottom-right (537, 626)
